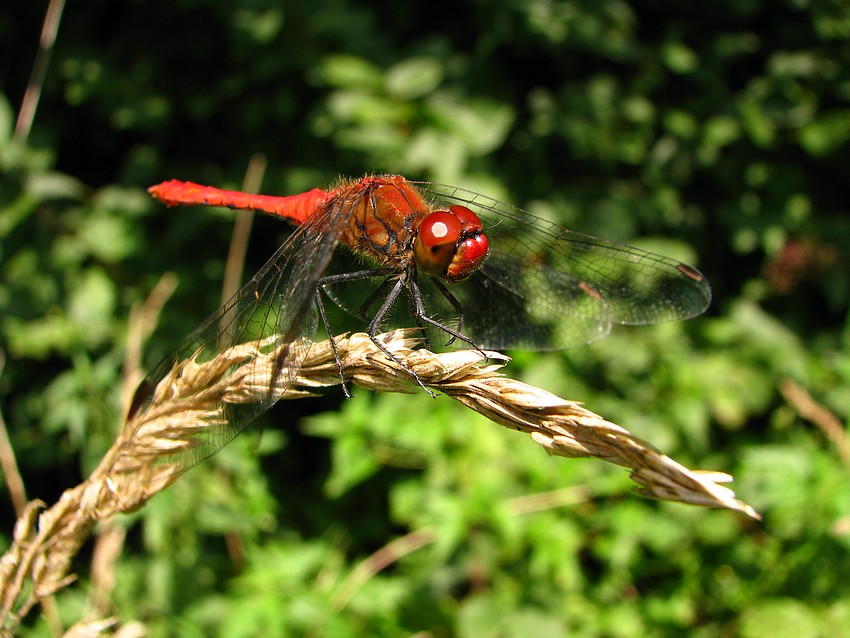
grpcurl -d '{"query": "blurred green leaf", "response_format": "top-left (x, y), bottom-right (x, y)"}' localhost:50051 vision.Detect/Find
top-left (739, 599), bottom-right (824, 638)
top-left (25, 171), bottom-right (86, 201)
top-left (0, 94), bottom-right (12, 146)
top-left (428, 94), bottom-right (515, 154)
top-left (799, 109), bottom-right (850, 156)
top-left (67, 267), bottom-right (116, 345)
top-left (233, 8), bottom-right (284, 43)
top-left (663, 41), bottom-right (699, 74)
top-left (386, 56), bottom-right (444, 100)
top-left (316, 55), bottom-right (384, 91)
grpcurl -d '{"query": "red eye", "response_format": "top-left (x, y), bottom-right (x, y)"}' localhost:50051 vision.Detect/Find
top-left (414, 206), bottom-right (489, 280)
top-left (449, 205), bottom-right (483, 230)
top-left (418, 211), bottom-right (462, 248)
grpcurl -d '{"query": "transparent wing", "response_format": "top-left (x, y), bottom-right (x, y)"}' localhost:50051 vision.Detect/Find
top-left (132, 191), bottom-right (357, 473)
top-left (413, 182), bottom-right (712, 349)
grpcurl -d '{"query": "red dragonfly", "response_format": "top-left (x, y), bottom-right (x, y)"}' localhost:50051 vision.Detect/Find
top-left (142, 174), bottom-right (710, 464)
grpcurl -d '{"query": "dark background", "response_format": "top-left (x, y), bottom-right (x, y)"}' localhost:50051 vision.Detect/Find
top-left (2, 1), bottom-right (849, 636)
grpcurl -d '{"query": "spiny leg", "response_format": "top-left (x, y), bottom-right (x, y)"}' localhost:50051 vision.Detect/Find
top-left (430, 277), bottom-right (465, 346)
top-left (313, 288), bottom-right (350, 398)
top-left (316, 268), bottom-right (435, 397)
top-left (315, 268), bottom-right (391, 397)
top-left (356, 276), bottom-right (395, 322)
top-left (365, 276), bottom-right (437, 398)
top-left (318, 267), bottom-right (394, 288)
top-left (408, 279), bottom-right (482, 354)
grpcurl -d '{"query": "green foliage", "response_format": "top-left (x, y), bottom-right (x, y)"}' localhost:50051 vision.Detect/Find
top-left (2, 0), bottom-right (850, 635)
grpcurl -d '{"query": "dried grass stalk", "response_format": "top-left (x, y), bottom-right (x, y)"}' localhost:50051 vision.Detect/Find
top-left (0, 329), bottom-right (759, 635)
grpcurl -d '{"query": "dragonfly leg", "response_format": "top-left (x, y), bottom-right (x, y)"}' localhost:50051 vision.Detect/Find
top-left (409, 303), bottom-right (433, 352)
top-left (356, 277), bottom-right (395, 322)
top-left (408, 279), bottom-right (483, 355)
top-left (430, 277), bottom-right (464, 346)
top-left (314, 268), bottom-right (448, 396)
top-left (317, 268), bottom-right (396, 321)
top-left (366, 276), bottom-right (438, 398)
top-left (313, 288), bottom-right (351, 398)
top-left (318, 268), bottom-right (394, 285)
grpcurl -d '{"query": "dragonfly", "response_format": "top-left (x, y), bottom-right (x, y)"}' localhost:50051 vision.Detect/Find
top-left (140, 174), bottom-right (711, 467)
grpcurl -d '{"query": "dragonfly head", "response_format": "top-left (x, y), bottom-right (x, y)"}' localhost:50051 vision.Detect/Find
top-left (414, 205), bottom-right (489, 283)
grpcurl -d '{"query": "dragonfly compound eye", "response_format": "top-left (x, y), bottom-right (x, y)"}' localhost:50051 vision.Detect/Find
top-left (414, 211), bottom-right (463, 276)
top-left (414, 208), bottom-right (489, 282)
top-left (446, 230), bottom-right (489, 282)
top-left (445, 205), bottom-right (489, 282)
